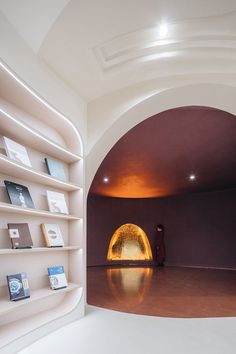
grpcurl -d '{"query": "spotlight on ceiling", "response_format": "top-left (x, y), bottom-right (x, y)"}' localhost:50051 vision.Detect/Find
top-left (103, 177), bottom-right (109, 183)
top-left (158, 23), bottom-right (168, 38)
top-left (189, 174), bottom-right (196, 181)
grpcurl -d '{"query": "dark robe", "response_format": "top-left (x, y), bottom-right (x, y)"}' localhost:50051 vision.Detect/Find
top-left (157, 229), bottom-right (166, 265)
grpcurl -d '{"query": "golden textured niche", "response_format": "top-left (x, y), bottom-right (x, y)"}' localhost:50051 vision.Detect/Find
top-left (107, 223), bottom-right (153, 261)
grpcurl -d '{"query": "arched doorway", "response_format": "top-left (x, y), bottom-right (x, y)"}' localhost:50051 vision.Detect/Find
top-left (87, 84), bottom-right (236, 190)
top-left (87, 103), bottom-right (236, 318)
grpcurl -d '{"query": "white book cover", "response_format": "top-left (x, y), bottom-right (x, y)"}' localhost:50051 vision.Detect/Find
top-left (3, 136), bottom-right (32, 167)
top-left (46, 190), bottom-right (69, 214)
top-left (48, 266), bottom-right (68, 290)
top-left (41, 223), bottom-right (64, 247)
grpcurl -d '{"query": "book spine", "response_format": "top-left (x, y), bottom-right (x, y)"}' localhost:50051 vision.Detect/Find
top-left (6, 275), bottom-right (13, 301)
top-left (4, 181), bottom-right (13, 205)
top-left (44, 158), bottom-right (50, 175)
top-left (7, 224), bottom-right (15, 249)
top-left (40, 224), bottom-right (50, 247)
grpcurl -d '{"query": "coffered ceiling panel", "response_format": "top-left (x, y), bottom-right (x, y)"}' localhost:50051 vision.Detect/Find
top-left (1, 0), bottom-right (236, 99)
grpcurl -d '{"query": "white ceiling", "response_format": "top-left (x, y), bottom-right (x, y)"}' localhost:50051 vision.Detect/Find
top-left (0, 0), bottom-right (236, 101)
top-left (0, 0), bottom-right (70, 52)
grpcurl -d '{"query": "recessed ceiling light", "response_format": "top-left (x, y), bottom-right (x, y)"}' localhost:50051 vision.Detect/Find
top-left (103, 177), bottom-right (109, 183)
top-left (189, 174), bottom-right (196, 181)
top-left (158, 23), bottom-right (168, 38)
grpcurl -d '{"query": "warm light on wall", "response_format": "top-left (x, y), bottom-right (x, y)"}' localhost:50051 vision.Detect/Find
top-left (107, 223), bottom-right (153, 261)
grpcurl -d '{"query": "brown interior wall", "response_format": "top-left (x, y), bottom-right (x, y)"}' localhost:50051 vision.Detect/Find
top-left (87, 189), bottom-right (236, 269)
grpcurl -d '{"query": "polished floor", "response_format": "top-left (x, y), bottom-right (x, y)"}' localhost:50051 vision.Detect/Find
top-left (87, 266), bottom-right (236, 318)
top-left (18, 305), bottom-right (236, 354)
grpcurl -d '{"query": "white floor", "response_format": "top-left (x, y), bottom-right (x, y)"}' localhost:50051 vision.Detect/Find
top-left (19, 306), bottom-right (236, 354)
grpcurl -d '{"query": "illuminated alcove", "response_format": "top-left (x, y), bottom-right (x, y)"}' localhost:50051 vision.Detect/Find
top-left (107, 223), bottom-right (153, 261)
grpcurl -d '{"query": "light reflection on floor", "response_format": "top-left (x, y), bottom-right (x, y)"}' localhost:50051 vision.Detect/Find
top-left (87, 266), bottom-right (236, 318)
top-left (107, 267), bottom-right (153, 307)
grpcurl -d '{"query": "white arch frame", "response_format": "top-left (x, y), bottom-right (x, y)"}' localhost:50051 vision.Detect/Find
top-left (86, 83), bottom-right (236, 192)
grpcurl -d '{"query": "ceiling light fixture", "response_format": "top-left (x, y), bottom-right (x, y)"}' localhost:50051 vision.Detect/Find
top-left (158, 23), bottom-right (168, 38)
top-left (103, 177), bottom-right (109, 183)
top-left (189, 174), bottom-right (196, 181)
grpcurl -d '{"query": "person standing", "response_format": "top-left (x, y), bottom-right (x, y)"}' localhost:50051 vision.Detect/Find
top-left (156, 224), bottom-right (166, 266)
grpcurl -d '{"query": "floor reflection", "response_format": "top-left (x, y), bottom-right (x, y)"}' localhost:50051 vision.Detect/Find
top-left (107, 267), bottom-right (153, 307)
top-left (87, 266), bottom-right (236, 318)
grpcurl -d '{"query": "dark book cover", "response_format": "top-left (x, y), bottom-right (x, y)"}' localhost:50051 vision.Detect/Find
top-left (7, 223), bottom-right (33, 249)
top-left (7, 272), bottom-right (30, 301)
top-left (45, 158), bottom-right (66, 181)
top-left (4, 180), bottom-right (35, 208)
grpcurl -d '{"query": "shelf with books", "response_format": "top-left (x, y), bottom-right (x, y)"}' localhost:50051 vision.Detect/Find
top-left (0, 153), bottom-right (81, 191)
top-left (0, 202), bottom-right (81, 220)
top-left (0, 246), bottom-right (81, 255)
top-left (0, 62), bottom-right (84, 350)
top-left (0, 107), bottom-right (82, 164)
top-left (0, 283), bottom-right (81, 317)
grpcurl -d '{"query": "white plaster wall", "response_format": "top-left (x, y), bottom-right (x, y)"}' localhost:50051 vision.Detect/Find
top-left (87, 75), bottom-right (236, 152)
top-left (0, 12), bottom-right (87, 147)
top-left (86, 83), bottom-right (236, 192)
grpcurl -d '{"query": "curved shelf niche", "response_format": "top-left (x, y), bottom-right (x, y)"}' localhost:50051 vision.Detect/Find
top-left (0, 61), bottom-right (84, 350)
top-left (0, 61), bottom-right (83, 156)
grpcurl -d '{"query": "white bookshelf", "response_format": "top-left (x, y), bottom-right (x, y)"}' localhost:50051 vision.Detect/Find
top-left (0, 202), bottom-right (80, 220)
top-left (0, 153), bottom-right (81, 191)
top-left (0, 246), bottom-right (80, 255)
top-left (0, 62), bottom-right (84, 350)
top-left (0, 287), bottom-right (83, 349)
top-left (0, 107), bottom-right (81, 163)
top-left (0, 283), bottom-right (80, 316)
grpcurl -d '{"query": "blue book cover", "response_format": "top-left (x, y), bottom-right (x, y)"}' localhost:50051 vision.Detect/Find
top-left (45, 158), bottom-right (66, 181)
top-left (7, 272), bottom-right (30, 301)
top-left (47, 265), bottom-right (68, 290)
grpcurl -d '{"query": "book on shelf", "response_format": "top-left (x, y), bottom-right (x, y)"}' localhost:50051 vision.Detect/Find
top-left (46, 190), bottom-right (68, 214)
top-left (3, 136), bottom-right (32, 167)
top-left (41, 223), bottom-right (64, 247)
top-left (7, 223), bottom-right (33, 249)
top-left (7, 272), bottom-right (30, 301)
top-left (47, 265), bottom-right (68, 290)
top-left (45, 158), bottom-right (66, 181)
top-left (4, 180), bottom-right (35, 208)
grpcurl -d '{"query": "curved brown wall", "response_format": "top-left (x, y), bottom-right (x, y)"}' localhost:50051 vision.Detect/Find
top-left (87, 188), bottom-right (236, 269)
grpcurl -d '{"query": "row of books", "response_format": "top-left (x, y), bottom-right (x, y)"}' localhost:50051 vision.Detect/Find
top-left (7, 223), bottom-right (64, 248)
top-left (2, 138), bottom-right (71, 301)
top-left (3, 136), bottom-right (67, 181)
top-left (7, 266), bottom-right (68, 301)
top-left (4, 180), bottom-right (69, 214)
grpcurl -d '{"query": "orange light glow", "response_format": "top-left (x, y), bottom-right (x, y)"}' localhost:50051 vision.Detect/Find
top-left (107, 223), bottom-right (153, 261)
top-left (107, 267), bottom-right (153, 306)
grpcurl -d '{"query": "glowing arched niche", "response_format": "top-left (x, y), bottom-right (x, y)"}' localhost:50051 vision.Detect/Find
top-left (107, 223), bottom-right (153, 261)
